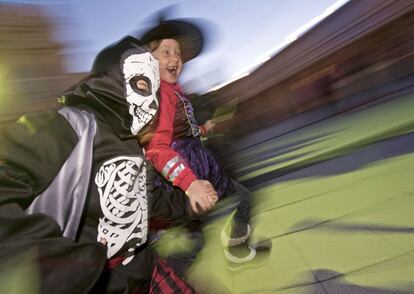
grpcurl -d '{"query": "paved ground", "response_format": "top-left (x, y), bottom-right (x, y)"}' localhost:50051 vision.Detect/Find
top-left (158, 94), bottom-right (414, 293)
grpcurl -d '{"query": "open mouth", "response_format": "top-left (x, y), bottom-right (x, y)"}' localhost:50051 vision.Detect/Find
top-left (167, 65), bottom-right (178, 76)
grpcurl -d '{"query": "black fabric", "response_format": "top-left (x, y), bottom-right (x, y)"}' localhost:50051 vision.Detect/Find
top-left (0, 111), bottom-right (107, 294)
top-left (0, 110), bottom-right (78, 208)
top-left (149, 184), bottom-right (193, 228)
top-left (91, 36), bottom-right (144, 74)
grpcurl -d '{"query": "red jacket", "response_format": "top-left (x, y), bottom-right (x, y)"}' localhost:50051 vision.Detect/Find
top-left (145, 81), bottom-right (207, 192)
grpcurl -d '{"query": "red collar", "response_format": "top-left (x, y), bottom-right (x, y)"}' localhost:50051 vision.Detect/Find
top-left (161, 80), bottom-right (182, 94)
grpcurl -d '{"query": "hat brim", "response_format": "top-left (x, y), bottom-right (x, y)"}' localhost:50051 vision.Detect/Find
top-left (140, 19), bottom-right (204, 63)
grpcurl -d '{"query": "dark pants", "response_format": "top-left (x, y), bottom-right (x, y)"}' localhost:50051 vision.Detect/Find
top-left (200, 179), bottom-right (251, 226)
top-left (228, 180), bottom-right (251, 225)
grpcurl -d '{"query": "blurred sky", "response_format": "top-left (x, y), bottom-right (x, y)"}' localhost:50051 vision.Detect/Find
top-left (4, 0), bottom-right (349, 92)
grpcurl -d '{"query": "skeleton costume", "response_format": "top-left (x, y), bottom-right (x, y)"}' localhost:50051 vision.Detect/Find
top-left (0, 35), bottom-right (195, 294)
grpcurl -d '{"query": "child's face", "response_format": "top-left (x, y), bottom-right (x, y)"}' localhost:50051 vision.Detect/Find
top-left (151, 39), bottom-right (183, 84)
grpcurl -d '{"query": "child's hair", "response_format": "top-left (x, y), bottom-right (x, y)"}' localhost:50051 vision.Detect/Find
top-left (146, 38), bottom-right (184, 55)
top-left (147, 39), bottom-right (162, 53)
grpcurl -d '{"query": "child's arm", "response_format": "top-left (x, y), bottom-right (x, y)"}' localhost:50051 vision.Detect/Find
top-left (199, 120), bottom-right (216, 136)
top-left (145, 90), bottom-right (196, 191)
top-left (145, 90), bottom-right (217, 212)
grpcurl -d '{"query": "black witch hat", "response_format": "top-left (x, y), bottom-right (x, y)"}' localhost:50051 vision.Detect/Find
top-left (136, 6), bottom-right (211, 62)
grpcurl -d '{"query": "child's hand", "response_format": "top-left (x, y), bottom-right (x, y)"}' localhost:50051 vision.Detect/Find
top-left (203, 120), bottom-right (216, 134)
top-left (186, 180), bottom-right (218, 214)
top-left (202, 180), bottom-right (219, 202)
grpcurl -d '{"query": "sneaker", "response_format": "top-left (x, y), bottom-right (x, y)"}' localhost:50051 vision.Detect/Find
top-left (221, 222), bottom-right (272, 272)
top-left (224, 237), bottom-right (272, 272)
top-left (220, 223), bottom-right (251, 247)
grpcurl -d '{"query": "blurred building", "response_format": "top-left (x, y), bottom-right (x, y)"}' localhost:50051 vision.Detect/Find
top-left (0, 3), bottom-right (85, 123)
top-left (209, 0), bottom-right (414, 146)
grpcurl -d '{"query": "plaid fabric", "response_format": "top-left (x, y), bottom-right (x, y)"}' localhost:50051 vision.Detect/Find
top-left (147, 258), bottom-right (197, 294)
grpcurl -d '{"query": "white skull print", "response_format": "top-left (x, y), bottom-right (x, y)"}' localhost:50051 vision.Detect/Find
top-left (95, 156), bottom-right (148, 265)
top-left (122, 52), bottom-right (160, 135)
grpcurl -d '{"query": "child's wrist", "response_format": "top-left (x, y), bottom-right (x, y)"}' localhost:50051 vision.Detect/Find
top-left (199, 125), bottom-right (207, 136)
top-left (185, 179), bottom-right (198, 197)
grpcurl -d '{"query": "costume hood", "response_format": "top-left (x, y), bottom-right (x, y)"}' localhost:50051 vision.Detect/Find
top-left (61, 36), bottom-right (160, 138)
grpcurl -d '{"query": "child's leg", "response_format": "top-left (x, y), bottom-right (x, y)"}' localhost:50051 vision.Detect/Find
top-left (221, 180), bottom-right (272, 271)
top-left (229, 180), bottom-right (251, 237)
top-left (199, 179), bottom-right (251, 239)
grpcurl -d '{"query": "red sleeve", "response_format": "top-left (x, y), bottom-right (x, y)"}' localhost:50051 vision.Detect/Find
top-left (145, 89), bottom-right (197, 192)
